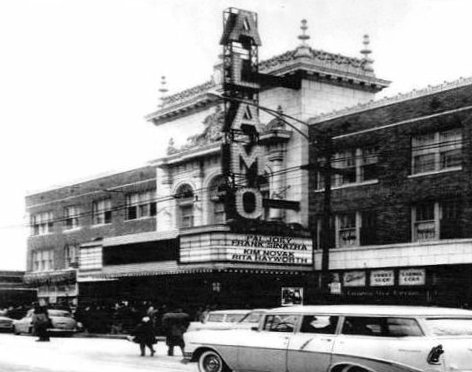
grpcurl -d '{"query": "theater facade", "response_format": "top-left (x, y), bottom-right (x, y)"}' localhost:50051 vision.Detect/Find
top-left (75, 9), bottom-right (388, 308)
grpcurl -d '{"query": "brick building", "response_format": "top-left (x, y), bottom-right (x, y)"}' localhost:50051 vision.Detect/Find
top-left (25, 166), bottom-right (156, 306)
top-left (310, 77), bottom-right (472, 307)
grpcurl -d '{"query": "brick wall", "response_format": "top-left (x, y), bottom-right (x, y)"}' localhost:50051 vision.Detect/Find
top-left (25, 166), bottom-right (157, 272)
top-left (310, 83), bottom-right (472, 247)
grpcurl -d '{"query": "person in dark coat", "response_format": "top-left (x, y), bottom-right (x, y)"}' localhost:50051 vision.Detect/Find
top-left (131, 316), bottom-right (156, 356)
top-left (32, 305), bottom-right (50, 342)
top-left (162, 309), bottom-right (189, 356)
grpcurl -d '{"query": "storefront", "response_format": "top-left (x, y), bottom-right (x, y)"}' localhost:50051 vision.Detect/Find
top-left (326, 265), bottom-right (472, 307)
top-left (77, 228), bottom-right (315, 309)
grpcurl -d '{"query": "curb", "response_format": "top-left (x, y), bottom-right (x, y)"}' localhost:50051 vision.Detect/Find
top-left (73, 333), bottom-right (166, 341)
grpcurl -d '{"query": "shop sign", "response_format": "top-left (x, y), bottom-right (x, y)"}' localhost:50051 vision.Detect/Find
top-left (329, 282), bottom-right (342, 294)
top-left (343, 271), bottom-right (366, 287)
top-left (370, 270), bottom-right (394, 286)
top-left (230, 234), bottom-right (312, 265)
top-left (281, 287), bottom-right (303, 306)
top-left (399, 268), bottom-right (425, 286)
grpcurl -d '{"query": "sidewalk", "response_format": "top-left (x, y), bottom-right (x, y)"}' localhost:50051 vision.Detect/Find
top-left (73, 331), bottom-right (166, 341)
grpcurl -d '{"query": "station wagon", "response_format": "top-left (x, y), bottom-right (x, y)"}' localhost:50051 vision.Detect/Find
top-left (184, 305), bottom-right (472, 372)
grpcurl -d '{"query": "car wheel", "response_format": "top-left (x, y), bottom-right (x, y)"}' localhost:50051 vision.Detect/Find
top-left (198, 350), bottom-right (228, 372)
top-left (12, 326), bottom-right (19, 335)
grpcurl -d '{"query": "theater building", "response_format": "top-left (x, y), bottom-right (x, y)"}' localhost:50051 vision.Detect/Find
top-left (310, 77), bottom-right (472, 308)
top-left (76, 11), bottom-right (389, 308)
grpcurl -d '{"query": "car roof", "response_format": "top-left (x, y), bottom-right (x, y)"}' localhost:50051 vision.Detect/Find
top-left (209, 309), bottom-right (251, 315)
top-left (268, 305), bottom-right (472, 317)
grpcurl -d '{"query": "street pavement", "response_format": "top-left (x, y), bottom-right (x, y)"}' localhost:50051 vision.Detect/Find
top-left (0, 333), bottom-right (197, 372)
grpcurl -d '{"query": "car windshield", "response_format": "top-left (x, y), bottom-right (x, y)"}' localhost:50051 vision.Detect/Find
top-left (426, 318), bottom-right (472, 336)
top-left (48, 310), bottom-right (71, 318)
top-left (239, 312), bottom-right (263, 323)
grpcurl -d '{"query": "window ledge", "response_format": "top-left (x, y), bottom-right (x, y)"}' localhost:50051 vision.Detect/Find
top-left (408, 167), bottom-right (462, 178)
top-left (30, 232), bottom-right (54, 238)
top-left (63, 227), bottom-right (82, 233)
top-left (315, 179), bottom-right (379, 193)
top-left (124, 216), bottom-right (155, 222)
top-left (91, 223), bottom-right (112, 228)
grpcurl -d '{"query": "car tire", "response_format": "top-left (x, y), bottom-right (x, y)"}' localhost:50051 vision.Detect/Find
top-left (13, 326), bottom-right (20, 335)
top-left (198, 350), bottom-right (228, 372)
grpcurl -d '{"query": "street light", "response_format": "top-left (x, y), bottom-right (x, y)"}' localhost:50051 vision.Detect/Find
top-left (208, 91), bottom-right (335, 301)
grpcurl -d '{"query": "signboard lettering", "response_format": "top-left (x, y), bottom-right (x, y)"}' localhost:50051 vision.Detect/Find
top-left (343, 271), bottom-right (366, 287)
top-left (399, 268), bottom-right (425, 286)
top-left (221, 8), bottom-right (263, 222)
top-left (229, 234), bottom-right (311, 265)
top-left (370, 270), bottom-right (394, 287)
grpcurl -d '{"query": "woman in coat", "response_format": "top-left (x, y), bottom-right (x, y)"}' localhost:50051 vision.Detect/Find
top-left (131, 316), bottom-right (156, 356)
top-left (32, 305), bottom-right (50, 342)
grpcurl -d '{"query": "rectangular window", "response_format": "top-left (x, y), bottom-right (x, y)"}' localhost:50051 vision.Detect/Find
top-left (92, 199), bottom-right (112, 225)
top-left (300, 315), bottom-right (338, 334)
top-left (64, 244), bottom-right (79, 267)
top-left (126, 191), bottom-right (156, 220)
top-left (64, 206), bottom-right (80, 230)
top-left (263, 314), bottom-right (299, 333)
top-left (214, 202), bottom-right (225, 224)
top-left (412, 128), bottom-right (462, 174)
top-left (332, 212), bottom-right (377, 248)
top-left (30, 211), bottom-right (53, 236)
top-left (181, 205), bottom-right (194, 228)
top-left (32, 249), bottom-right (54, 272)
top-left (337, 213), bottom-right (357, 248)
top-left (412, 200), bottom-right (461, 242)
top-left (342, 317), bottom-right (423, 337)
top-left (413, 202), bottom-right (437, 241)
top-left (317, 147), bottom-right (379, 189)
top-left (334, 150), bottom-right (356, 187)
top-left (360, 147), bottom-right (379, 182)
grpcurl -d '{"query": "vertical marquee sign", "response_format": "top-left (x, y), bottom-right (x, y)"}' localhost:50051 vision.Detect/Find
top-left (220, 8), bottom-right (264, 222)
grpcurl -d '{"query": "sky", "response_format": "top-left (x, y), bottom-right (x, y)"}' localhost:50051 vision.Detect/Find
top-left (1, 0), bottom-right (472, 270)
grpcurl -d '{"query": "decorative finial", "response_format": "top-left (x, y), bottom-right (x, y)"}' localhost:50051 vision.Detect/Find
top-left (360, 34), bottom-right (374, 73)
top-left (298, 19), bottom-right (310, 45)
top-left (294, 19), bottom-right (312, 58)
top-left (158, 75), bottom-right (168, 108)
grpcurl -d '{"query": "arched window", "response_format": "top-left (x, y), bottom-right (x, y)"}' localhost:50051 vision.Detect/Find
top-left (175, 184), bottom-right (195, 228)
top-left (208, 176), bottom-right (226, 224)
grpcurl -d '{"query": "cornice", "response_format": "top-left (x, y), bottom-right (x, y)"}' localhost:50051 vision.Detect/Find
top-left (146, 46), bottom-right (390, 125)
top-left (310, 76), bottom-right (472, 124)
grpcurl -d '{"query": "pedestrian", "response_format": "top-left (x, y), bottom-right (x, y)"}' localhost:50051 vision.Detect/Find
top-left (131, 316), bottom-right (156, 357)
top-left (162, 309), bottom-right (189, 356)
top-left (32, 305), bottom-right (51, 342)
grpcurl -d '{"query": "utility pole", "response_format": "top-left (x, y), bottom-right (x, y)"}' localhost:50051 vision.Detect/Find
top-left (317, 135), bottom-right (334, 299)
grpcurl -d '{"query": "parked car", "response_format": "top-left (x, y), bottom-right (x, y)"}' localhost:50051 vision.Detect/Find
top-left (187, 309), bottom-right (266, 332)
top-left (184, 305), bottom-right (472, 372)
top-left (13, 309), bottom-right (80, 336)
top-left (0, 315), bottom-right (14, 332)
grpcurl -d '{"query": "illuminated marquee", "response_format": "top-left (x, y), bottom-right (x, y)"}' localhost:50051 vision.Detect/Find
top-left (220, 8), bottom-right (264, 222)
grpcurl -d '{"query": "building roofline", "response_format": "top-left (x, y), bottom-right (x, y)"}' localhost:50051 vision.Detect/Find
top-left (146, 46), bottom-right (391, 124)
top-left (310, 76), bottom-right (472, 124)
top-left (25, 162), bottom-right (154, 197)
